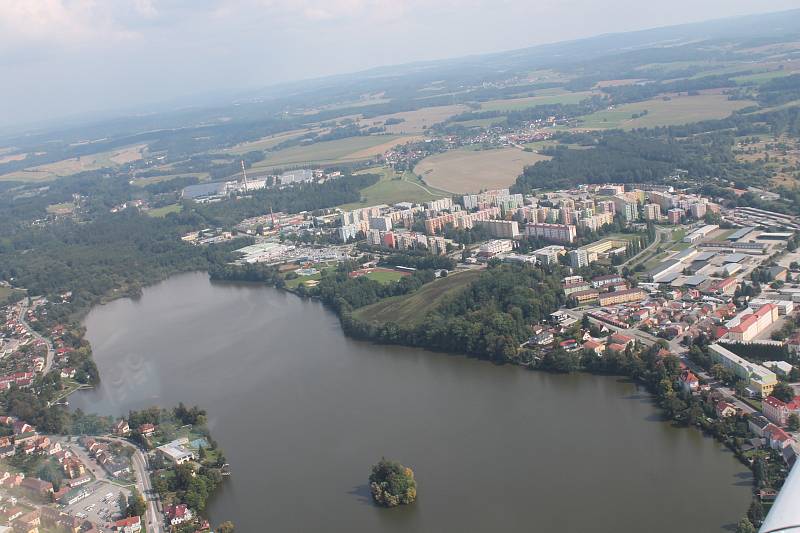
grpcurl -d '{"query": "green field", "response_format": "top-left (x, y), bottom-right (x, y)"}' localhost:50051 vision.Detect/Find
top-left (576, 94), bottom-right (753, 130)
top-left (480, 90), bottom-right (594, 112)
top-left (338, 167), bottom-right (447, 210)
top-left (733, 70), bottom-right (794, 85)
top-left (361, 270), bottom-right (407, 283)
top-left (132, 172), bottom-right (210, 187)
top-left (353, 269), bottom-right (482, 325)
top-left (0, 286), bottom-right (24, 305)
top-left (146, 204), bottom-right (182, 217)
top-left (251, 135), bottom-right (411, 171)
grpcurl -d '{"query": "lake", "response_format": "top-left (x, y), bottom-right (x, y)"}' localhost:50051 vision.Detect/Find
top-left (72, 272), bottom-right (753, 532)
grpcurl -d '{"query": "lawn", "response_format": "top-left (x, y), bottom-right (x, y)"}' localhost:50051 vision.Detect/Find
top-left (480, 90), bottom-right (595, 112)
top-left (353, 269), bottom-right (482, 325)
top-left (576, 94), bottom-right (754, 130)
top-left (250, 135), bottom-right (412, 171)
top-left (146, 204), bottom-right (182, 217)
top-left (414, 147), bottom-right (549, 194)
top-left (338, 167), bottom-right (448, 210)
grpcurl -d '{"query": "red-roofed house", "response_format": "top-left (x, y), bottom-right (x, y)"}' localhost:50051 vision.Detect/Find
top-left (609, 333), bottom-right (634, 347)
top-left (763, 395), bottom-right (800, 426)
top-left (677, 370), bottom-right (700, 394)
top-left (113, 515), bottom-right (141, 533)
top-left (582, 340), bottom-right (604, 356)
top-left (715, 401), bottom-right (737, 418)
top-left (166, 504), bottom-right (193, 526)
top-left (764, 424), bottom-right (794, 450)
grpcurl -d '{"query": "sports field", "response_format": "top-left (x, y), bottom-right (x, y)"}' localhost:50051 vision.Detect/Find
top-left (146, 204), bottom-right (182, 217)
top-left (414, 147), bottom-right (549, 193)
top-left (576, 94), bottom-right (753, 130)
top-left (338, 167), bottom-right (447, 210)
top-left (353, 269), bottom-right (481, 325)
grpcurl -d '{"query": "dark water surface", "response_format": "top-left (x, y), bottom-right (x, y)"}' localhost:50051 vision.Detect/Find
top-left (72, 272), bottom-right (752, 532)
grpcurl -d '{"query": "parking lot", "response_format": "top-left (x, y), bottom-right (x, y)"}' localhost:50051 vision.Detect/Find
top-left (61, 480), bottom-right (130, 528)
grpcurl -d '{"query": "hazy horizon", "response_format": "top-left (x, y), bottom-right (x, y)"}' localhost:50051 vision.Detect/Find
top-left (1, 0), bottom-right (799, 131)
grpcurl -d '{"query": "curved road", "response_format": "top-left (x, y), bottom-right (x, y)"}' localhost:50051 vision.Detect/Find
top-left (17, 300), bottom-right (54, 374)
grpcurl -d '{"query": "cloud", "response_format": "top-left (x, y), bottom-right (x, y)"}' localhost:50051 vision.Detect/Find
top-left (0, 0), bottom-right (148, 52)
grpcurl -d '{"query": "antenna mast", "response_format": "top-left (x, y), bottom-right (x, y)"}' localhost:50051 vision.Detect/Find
top-left (240, 160), bottom-right (250, 192)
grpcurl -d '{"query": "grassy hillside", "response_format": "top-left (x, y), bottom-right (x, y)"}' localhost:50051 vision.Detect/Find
top-left (353, 269), bottom-right (482, 325)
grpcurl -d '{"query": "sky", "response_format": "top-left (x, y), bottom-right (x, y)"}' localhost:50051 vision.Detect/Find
top-left (1, 0), bottom-right (799, 130)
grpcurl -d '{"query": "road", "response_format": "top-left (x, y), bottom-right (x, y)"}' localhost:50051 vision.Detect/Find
top-left (17, 300), bottom-right (54, 374)
top-left (106, 437), bottom-right (164, 533)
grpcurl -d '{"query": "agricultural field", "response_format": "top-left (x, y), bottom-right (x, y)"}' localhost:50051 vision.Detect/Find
top-left (146, 204), bottom-right (182, 217)
top-left (479, 90), bottom-right (595, 112)
top-left (250, 135), bottom-right (412, 171)
top-left (414, 147), bottom-right (549, 193)
top-left (0, 144), bottom-right (147, 182)
top-left (362, 105), bottom-right (468, 134)
top-left (574, 93), bottom-right (754, 130)
top-left (338, 167), bottom-right (447, 210)
top-left (353, 269), bottom-right (482, 325)
top-left (217, 128), bottom-right (321, 155)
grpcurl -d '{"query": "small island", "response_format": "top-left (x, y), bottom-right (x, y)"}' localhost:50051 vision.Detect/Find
top-left (369, 458), bottom-right (417, 507)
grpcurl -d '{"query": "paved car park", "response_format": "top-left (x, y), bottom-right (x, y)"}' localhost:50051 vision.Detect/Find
top-left (61, 480), bottom-right (130, 527)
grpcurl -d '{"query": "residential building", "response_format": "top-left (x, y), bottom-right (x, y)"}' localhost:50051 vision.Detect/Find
top-left (568, 249), bottom-right (589, 268)
top-left (369, 216), bottom-right (393, 232)
top-left (525, 223), bottom-right (576, 244)
top-left (113, 516), bottom-right (141, 533)
top-left (643, 203), bottom-right (661, 221)
top-left (156, 438), bottom-right (195, 465)
top-left (598, 289), bottom-right (646, 307)
top-left (708, 343), bottom-right (778, 398)
top-left (763, 395), bottom-right (800, 426)
top-left (532, 245), bottom-right (565, 265)
top-left (478, 240), bottom-right (514, 256)
top-left (476, 219), bottom-right (520, 239)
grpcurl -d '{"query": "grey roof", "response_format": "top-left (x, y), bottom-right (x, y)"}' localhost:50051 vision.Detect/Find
top-left (648, 259), bottom-right (680, 277)
top-left (693, 251), bottom-right (716, 262)
top-left (683, 275), bottom-right (708, 286)
top-left (182, 182), bottom-right (227, 199)
top-left (656, 272), bottom-right (681, 284)
top-left (724, 253), bottom-right (748, 263)
top-left (728, 227), bottom-right (754, 240)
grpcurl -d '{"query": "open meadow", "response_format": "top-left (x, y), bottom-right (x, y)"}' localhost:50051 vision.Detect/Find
top-left (338, 167), bottom-right (447, 210)
top-left (353, 269), bottom-right (482, 325)
top-left (250, 135), bottom-right (412, 171)
top-left (414, 147), bottom-right (549, 193)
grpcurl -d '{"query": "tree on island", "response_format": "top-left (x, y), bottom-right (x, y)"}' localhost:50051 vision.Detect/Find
top-left (369, 458), bottom-right (417, 507)
top-left (217, 521), bottom-right (235, 533)
top-left (736, 517), bottom-right (756, 533)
